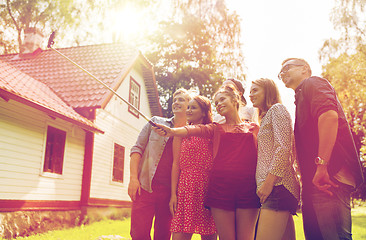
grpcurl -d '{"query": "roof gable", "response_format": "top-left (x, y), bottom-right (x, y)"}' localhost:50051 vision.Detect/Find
top-left (0, 43), bottom-right (162, 116)
top-left (0, 60), bottom-right (102, 133)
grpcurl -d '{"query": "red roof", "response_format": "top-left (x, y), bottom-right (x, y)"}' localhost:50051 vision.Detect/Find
top-left (0, 43), bottom-right (162, 116)
top-left (0, 59), bottom-right (102, 133)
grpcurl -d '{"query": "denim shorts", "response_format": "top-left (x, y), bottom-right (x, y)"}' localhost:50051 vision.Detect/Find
top-left (261, 185), bottom-right (299, 215)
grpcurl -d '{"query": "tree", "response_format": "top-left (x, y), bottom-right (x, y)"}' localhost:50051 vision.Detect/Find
top-left (0, 0), bottom-right (87, 53)
top-left (146, 0), bottom-right (245, 116)
top-left (319, 0), bottom-right (366, 60)
top-left (0, 0), bottom-right (156, 53)
top-left (171, 0), bottom-right (245, 78)
top-left (146, 17), bottom-right (221, 115)
top-left (321, 52), bottom-right (366, 158)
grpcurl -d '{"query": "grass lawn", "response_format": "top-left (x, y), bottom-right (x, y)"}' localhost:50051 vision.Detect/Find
top-left (7, 206), bottom-right (366, 240)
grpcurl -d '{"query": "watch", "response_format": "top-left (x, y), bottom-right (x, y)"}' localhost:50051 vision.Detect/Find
top-left (315, 156), bottom-right (328, 165)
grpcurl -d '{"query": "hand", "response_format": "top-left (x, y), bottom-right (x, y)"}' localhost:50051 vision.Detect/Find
top-left (312, 165), bottom-right (338, 196)
top-left (152, 123), bottom-right (173, 137)
top-left (257, 180), bottom-right (274, 204)
top-left (248, 122), bottom-right (259, 136)
top-left (128, 178), bottom-right (141, 201)
top-left (169, 194), bottom-right (178, 216)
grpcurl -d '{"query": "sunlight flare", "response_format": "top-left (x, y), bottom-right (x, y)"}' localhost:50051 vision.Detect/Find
top-left (106, 4), bottom-right (143, 42)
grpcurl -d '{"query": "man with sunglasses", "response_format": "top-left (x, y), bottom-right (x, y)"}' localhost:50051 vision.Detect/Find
top-left (279, 58), bottom-right (363, 240)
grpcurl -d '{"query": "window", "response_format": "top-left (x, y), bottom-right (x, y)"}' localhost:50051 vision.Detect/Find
top-left (43, 126), bottom-right (66, 174)
top-left (112, 143), bottom-right (125, 183)
top-left (128, 77), bottom-right (140, 118)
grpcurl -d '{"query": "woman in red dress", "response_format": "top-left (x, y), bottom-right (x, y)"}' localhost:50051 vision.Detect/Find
top-left (154, 85), bottom-right (260, 240)
top-left (170, 95), bottom-right (217, 240)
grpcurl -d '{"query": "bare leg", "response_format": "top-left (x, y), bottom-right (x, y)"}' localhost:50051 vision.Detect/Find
top-left (256, 208), bottom-right (293, 240)
top-left (210, 208), bottom-right (235, 240)
top-left (281, 215), bottom-right (296, 240)
top-left (235, 208), bottom-right (259, 240)
top-left (172, 232), bottom-right (193, 240)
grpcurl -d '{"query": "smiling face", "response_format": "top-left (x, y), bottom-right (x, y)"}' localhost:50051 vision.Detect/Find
top-left (172, 93), bottom-right (189, 115)
top-left (249, 83), bottom-right (265, 111)
top-left (214, 92), bottom-right (237, 117)
top-left (186, 99), bottom-right (205, 124)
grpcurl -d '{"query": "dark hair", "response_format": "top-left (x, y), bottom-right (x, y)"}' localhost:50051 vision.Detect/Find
top-left (192, 95), bottom-right (213, 124)
top-left (223, 78), bottom-right (247, 105)
top-left (213, 85), bottom-right (241, 111)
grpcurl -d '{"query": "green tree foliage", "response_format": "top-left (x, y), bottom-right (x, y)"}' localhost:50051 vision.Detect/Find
top-left (146, 17), bottom-right (223, 115)
top-left (320, 0), bottom-right (366, 199)
top-left (320, 0), bottom-right (366, 58)
top-left (146, 0), bottom-right (245, 116)
top-left (321, 53), bottom-right (366, 159)
top-left (0, 0), bottom-right (154, 53)
top-left (0, 0), bottom-right (88, 53)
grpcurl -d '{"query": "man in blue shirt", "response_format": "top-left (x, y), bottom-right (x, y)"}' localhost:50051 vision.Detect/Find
top-left (279, 58), bottom-right (364, 240)
top-left (128, 88), bottom-right (191, 240)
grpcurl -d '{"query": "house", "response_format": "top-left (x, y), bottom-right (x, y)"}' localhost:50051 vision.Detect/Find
top-left (0, 30), bottom-right (162, 238)
top-left (0, 59), bottom-right (103, 237)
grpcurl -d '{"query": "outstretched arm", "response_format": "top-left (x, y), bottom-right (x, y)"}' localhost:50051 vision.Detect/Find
top-left (152, 123), bottom-right (188, 137)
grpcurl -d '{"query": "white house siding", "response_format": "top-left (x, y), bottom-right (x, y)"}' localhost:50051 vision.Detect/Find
top-left (90, 67), bottom-right (152, 201)
top-left (0, 99), bottom-right (86, 201)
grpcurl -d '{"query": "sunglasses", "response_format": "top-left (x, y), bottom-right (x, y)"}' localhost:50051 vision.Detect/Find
top-left (278, 64), bottom-right (304, 80)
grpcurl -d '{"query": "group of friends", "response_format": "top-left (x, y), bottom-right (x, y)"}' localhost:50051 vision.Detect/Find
top-left (127, 58), bottom-right (364, 240)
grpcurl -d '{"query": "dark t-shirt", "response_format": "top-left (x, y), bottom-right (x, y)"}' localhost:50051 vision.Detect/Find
top-left (152, 137), bottom-right (173, 190)
top-left (213, 131), bottom-right (257, 177)
top-left (294, 76), bottom-right (363, 191)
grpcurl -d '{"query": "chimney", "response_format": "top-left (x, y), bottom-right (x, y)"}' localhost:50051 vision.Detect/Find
top-left (21, 27), bottom-right (44, 54)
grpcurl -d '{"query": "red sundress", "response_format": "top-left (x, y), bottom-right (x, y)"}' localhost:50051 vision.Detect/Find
top-left (170, 136), bottom-right (217, 235)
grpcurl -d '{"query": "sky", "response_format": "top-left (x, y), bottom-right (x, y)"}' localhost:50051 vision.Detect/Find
top-left (225, 0), bottom-right (339, 116)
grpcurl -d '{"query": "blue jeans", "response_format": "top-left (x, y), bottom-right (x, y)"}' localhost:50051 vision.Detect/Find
top-left (302, 181), bottom-right (354, 240)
